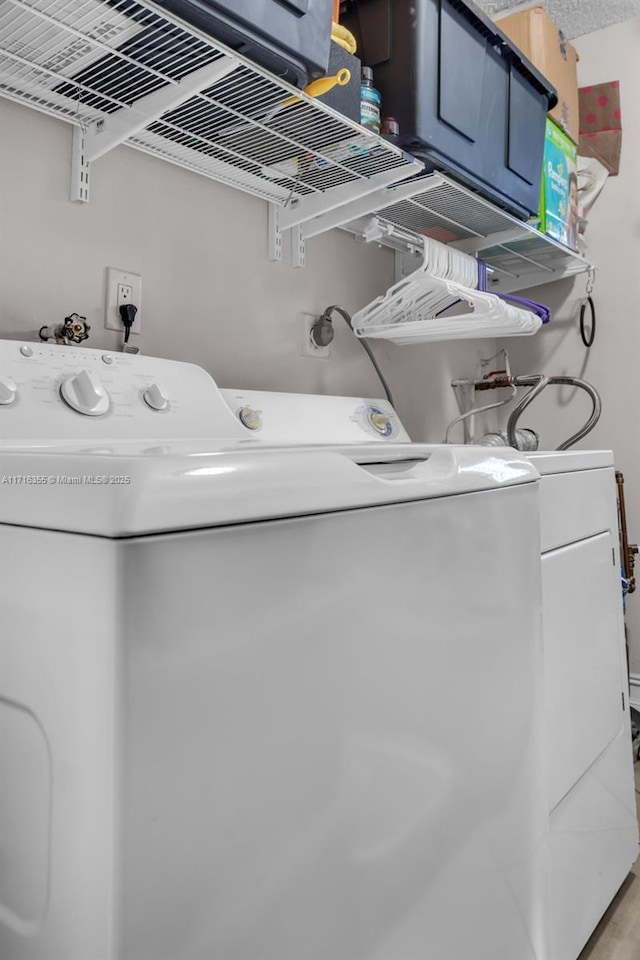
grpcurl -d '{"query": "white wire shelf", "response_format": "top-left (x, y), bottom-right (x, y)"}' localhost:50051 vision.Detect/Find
top-left (0, 0), bottom-right (592, 288)
top-left (477, 233), bottom-right (591, 292)
top-left (340, 173), bottom-right (592, 294)
top-left (0, 0), bottom-right (421, 210)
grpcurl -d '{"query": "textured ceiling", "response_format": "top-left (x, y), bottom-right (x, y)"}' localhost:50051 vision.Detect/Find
top-left (475, 0), bottom-right (640, 39)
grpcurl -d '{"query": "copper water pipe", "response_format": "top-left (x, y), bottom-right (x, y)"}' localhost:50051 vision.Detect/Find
top-left (616, 472), bottom-right (638, 595)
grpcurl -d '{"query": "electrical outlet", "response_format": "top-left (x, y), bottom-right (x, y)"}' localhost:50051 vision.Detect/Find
top-left (301, 312), bottom-right (331, 359)
top-left (117, 283), bottom-right (133, 306)
top-left (105, 268), bottom-right (142, 334)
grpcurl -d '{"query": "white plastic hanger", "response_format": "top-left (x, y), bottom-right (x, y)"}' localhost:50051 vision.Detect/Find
top-left (352, 237), bottom-right (543, 344)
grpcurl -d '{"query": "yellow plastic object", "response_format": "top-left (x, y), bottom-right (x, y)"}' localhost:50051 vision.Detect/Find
top-left (282, 68), bottom-right (351, 107)
top-left (331, 21), bottom-right (357, 54)
top-left (304, 68), bottom-right (351, 98)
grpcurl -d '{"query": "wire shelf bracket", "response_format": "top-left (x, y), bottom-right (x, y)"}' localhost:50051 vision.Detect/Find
top-left (292, 224), bottom-right (306, 269)
top-left (268, 203), bottom-right (283, 263)
top-left (70, 124), bottom-right (90, 203)
top-left (85, 56), bottom-right (239, 162)
top-left (267, 159), bottom-right (424, 264)
top-left (268, 206), bottom-right (307, 268)
top-left (276, 160), bottom-right (424, 233)
top-left (70, 55), bottom-right (240, 202)
top-left (293, 168), bottom-right (441, 240)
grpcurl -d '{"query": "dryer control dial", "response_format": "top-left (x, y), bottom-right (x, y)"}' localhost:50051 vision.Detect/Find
top-left (238, 406), bottom-right (262, 431)
top-left (60, 369), bottom-right (110, 416)
top-left (143, 383), bottom-right (170, 411)
top-left (0, 377), bottom-right (18, 406)
top-left (366, 406), bottom-right (394, 437)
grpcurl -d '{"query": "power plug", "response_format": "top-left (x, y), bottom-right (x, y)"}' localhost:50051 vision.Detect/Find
top-left (301, 312), bottom-right (332, 359)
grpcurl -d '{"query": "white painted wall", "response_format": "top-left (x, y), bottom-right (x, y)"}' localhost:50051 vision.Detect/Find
top-left (500, 18), bottom-right (640, 670)
top-left (3, 19), bottom-right (635, 657)
top-left (0, 98), bottom-right (488, 443)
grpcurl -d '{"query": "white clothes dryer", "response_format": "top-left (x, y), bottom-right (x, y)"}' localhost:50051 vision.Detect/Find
top-left (526, 450), bottom-right (638, 960)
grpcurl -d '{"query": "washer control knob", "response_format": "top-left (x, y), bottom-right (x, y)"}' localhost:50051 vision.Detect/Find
top-left (0, 377), bottom-right (18, 405)
top-left (20, 345), bottom-right (33, 358)
top-left (143, 383), bottom-right (170, 411)
top-left (238, 406), bottom-right (262, 431)
top-left (60, 369), bottom-right (110, 416)
top-left (367, 407), bottom-right (393, 437)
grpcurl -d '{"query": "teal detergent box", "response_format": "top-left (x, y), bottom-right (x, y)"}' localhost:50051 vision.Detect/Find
top-left (540, 118), bottom-right (578, 249)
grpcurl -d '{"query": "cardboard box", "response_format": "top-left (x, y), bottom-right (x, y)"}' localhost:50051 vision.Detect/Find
top-left (579, 81), bottom-right (622, 176)
top-left (497, 6), bottom-right (579, 144)
top-left (540, 118), bottom-right (578, 250)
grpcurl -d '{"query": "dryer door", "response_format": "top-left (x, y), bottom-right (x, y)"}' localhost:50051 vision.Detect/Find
top-left (542, 531), bottom-right (627, 810)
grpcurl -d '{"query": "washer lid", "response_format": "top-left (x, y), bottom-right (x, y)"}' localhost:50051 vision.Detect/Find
top-left (0, 442), bottom-right (538, 537)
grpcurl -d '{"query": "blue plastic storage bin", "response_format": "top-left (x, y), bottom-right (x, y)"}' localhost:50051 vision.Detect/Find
top-left (344, 0), bottom-right (557, 218)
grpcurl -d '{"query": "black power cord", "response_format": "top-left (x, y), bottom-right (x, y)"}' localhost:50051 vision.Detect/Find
top-left (313, 305), bottom-right (395, 407)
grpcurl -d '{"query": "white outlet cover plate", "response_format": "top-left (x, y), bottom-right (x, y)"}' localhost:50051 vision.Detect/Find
top-left (105, 267), bottom-right (142, 334)
top-left (301, 312), bottom-right (331, 359)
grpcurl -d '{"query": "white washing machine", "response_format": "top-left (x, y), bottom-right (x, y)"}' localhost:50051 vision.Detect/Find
top-left (0, 341), bottom-right (547, 960)
top-left (526, 450), bottom-right (639, 960)
top-left (221, 390), bottom-right (639, 960)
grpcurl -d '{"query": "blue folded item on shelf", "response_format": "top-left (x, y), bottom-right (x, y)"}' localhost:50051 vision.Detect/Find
top-left (497, 292), bottom-right (552, 325)
top-left (476, 260), bottom-right (551, 323)
top-left (477, 258), bottom-right (488, 292)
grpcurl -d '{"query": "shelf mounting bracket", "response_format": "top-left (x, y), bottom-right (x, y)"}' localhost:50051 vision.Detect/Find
top-left (268, 204), bottom-right (282, 262)
top-left (69, 56), bottom-right (239, 201)
top-left (292, 225), bottom-right (306, 268)
top-left (277, 160), bottom-right (424, 233)
top-left (70, 125), bottom-right (90, 204)
top-left (300, 170), bottom-right (442, 239)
